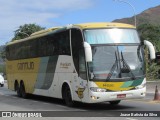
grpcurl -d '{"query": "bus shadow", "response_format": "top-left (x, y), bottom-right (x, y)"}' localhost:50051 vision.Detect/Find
top-left (25, 94), bottom-right (65, 106)
top-left (73, 102), bottom-right (135, 111)
top-left (11, 94), bottom-right (135, 111)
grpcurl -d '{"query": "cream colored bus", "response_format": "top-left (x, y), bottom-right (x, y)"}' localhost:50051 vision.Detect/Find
top-left (6, 22), bottom-right (155, 106)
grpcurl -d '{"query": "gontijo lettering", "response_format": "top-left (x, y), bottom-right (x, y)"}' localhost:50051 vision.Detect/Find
top-left (17, 62), bottom-right (34, 70)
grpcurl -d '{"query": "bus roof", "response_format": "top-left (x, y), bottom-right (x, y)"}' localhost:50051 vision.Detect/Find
top-left (75, 22), bottom-right (135, 29)
top-left (7, 22), bottom-right (135, 46)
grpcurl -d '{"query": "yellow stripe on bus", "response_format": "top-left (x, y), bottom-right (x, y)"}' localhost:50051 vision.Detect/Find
top-left (95, 82), bottom-right (134, 91)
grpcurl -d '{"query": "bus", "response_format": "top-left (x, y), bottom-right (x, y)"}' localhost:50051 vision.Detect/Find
top-left (6, 22), bottom-right (155, 106)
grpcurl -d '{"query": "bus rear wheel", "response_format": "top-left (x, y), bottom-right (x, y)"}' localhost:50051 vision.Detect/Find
top-left (63, 85), bottom-right (74, 107)
top-left (15, 82), bottom-right (21, 97)
top-left (109, 100), bottom-right (121, 105)
top-left (20, 82), bottom-right (28, 98)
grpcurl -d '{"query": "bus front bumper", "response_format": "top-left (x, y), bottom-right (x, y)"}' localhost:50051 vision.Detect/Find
top-left (86, 87), bottom-right (146, 103)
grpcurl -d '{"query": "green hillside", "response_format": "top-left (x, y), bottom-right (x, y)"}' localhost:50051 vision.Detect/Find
top-left (113, 5), bottom-right (160, 26)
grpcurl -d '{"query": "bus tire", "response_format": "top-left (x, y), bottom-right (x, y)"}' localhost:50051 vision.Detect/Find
top-left (15, 82), bottom-right (21, 97)
top-left (63, 85), bottom-right (74, 107)
top-left (109, 100), bottom-right (121, 105)
top-left (20, 82), bottom-right (28, 99)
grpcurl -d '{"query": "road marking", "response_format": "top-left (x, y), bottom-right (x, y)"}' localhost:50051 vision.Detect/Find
top-left (43, 102), bottom-right (50, 105)
top-left (32, 100), bottom-right (39, 103)
top-left (0, 92), bottom-right (4, 95)
top-left (4, 95), bottom-right (10, 97)
top-left (147, 101), bottom-right (160, 104)
top-left (126, 118), bottom-right (138, 120)
top-left (126, 99), bottom-right (160, 104)
top-left (54, 104), bottom-right (69, 108)
top-left (12, 96), bottom-right (18, 99)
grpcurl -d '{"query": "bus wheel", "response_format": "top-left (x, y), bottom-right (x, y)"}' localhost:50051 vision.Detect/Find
top-left (15, 82), bottom-right (21, 97)
top-left (20, 82), bottom-right (28, 99)
top-left (63, 85), bottom-right (74, 107)
top-left (109, 100), bottom-right (121, 105)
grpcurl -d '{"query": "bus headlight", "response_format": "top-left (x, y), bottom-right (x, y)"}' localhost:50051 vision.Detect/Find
top-left (135, 83), bottom-right (146, 89)
top-left (90, 87), bottom-right (107, 92)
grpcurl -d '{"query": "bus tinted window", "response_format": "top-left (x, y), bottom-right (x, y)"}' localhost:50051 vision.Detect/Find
top-left (71, 29), bottom-right (87, 79)
top-left (6, 30), bottom-right (71, 60)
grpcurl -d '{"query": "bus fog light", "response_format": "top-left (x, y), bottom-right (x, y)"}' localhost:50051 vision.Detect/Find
top-left (91, 96), bottom-right (99, 100)
top-left (90, 87), bottom-right (106, 92)
top-left (91, 96), bottom-right (96, 100)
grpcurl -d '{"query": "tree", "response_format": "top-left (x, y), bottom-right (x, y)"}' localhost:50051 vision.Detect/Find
top-left (0, 45), bottom-right (6, 74)
top-left (137, 23), bottom-right (160, 80)
top-left (138, 23), bottom-right (160, 51)
top-left (12, 23), bottom-right (45, 41)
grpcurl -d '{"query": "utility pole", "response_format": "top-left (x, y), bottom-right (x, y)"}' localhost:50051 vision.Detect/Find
top-left (113, 0), bottom-right (137, 27)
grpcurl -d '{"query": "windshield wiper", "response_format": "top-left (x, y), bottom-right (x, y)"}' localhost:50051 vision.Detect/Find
top-left (106, 52), bottom-right (118, 81)
top-left (106, 49), bottom-right (136, 81)
top-left (121, 52), bottom-right (136, 80)
top-left (106, 51), bottom-right (136, 81)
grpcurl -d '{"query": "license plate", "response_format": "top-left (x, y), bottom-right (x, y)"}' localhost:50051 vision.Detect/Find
top-left (117, 94), bottom-right (126, 98)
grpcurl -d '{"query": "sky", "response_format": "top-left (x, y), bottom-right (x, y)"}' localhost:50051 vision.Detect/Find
top-left (0, 0), bottom-right (160, 45)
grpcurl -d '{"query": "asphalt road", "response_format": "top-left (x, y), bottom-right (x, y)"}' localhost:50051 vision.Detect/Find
top-left (0, 81), bottom-right (160, 120)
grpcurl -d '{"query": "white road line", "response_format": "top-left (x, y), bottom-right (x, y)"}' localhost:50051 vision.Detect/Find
top-left (126, 118), bottom-right (138, 120)
top-left (0, 92), bottom-right (4, 95)
top-left (12, 96), bottom-right (18, 99)
top-left (43, 102), bottom-right (51, 105)
top-left (54, 104), bottom-right (68, 108)
top-left (54, 104), bottom-right (87, 111)
top-left (4, 95), bottom-right (10, 97)
top-left (32, 100), bottom-right (39, 102)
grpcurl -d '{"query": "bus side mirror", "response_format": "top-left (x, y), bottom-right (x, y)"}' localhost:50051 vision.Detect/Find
top-left (83, 42), bottom-right (92, 62)
top-left (144, 40), bottom-right (155, 60)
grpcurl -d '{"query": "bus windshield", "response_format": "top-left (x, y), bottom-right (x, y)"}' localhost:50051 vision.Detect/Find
top-left (84, 29), bottom-right (145, 81)
top-left (84, 28), bottom-right (140, 44)
top-left (88, 45), bottom-right (145, 81)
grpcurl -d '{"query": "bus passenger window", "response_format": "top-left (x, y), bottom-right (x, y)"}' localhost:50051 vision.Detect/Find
top-left (58, 30), bottom-right (71, 55)
top-left (39, 38), bottom-right (47, 57)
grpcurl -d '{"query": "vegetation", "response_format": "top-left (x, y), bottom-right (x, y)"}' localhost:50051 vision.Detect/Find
top-left (0, 45), bottom-right (5, 73)
top-left (0, 64), bottom-right (5, 73)
top-left (12, 23), bottom-right (45, 40)
top-left (114, 5), bottom-right (160, 26)
top-left (137, 23), bottom-right (160, 80)
top-left (1, 23), bottom-right (45, 60)
top-left (0, 24), bottom-right (45, 75)
top-left (138, 23), bottom-right (160, 51)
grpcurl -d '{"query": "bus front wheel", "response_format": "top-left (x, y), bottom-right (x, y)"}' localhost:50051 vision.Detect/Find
top-left (63, 85), bottom-right (74, 107)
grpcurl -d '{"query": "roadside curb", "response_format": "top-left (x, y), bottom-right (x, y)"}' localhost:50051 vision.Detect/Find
top-left (147, 92), bottom-right (155, 94)
top-left (147, 81), bottom-right (160, 82)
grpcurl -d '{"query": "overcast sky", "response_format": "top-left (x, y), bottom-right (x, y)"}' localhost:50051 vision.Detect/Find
top-left (0, 0), bottom-right (160, 45)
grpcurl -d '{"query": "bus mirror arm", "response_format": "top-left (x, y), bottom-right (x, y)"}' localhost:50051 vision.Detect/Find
top-left (144, 40), bottom-right (155, 60)
top-left (83, 42), bottom-right (92, 62)
top-left (141, 41), bottom-right (144, 45)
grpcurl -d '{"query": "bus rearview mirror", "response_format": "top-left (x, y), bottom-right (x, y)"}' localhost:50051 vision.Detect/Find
top-left (144, 40), bottom-right (155, 60)
top-left (83, 42), bottom-right (92, 62)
